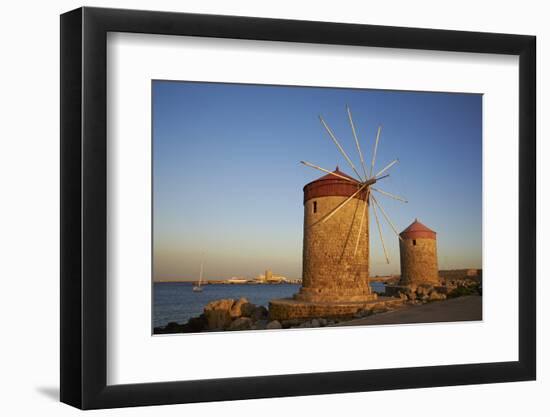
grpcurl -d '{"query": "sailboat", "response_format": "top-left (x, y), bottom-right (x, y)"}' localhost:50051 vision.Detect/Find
top-left (192, 261), bottom-right (204, 292)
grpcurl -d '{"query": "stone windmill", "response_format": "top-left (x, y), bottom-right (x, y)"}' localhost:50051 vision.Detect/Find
top-left (270, 106), bottom-right (407, 320)
top-left (296, 106), bottom-right (407, 301)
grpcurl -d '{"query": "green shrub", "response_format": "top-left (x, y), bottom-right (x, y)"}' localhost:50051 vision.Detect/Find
top-left (447, 284), bottom-right (481, 298)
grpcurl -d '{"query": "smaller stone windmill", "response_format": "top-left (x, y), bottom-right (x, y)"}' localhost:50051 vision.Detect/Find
top-left (398, 219), bottom-right (439, 287)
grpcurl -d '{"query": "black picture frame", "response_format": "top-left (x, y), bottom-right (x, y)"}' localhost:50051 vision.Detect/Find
top-left (60, 6), bottom-right (536, 410)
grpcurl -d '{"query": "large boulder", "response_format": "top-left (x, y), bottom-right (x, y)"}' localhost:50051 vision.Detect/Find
top-left (429, 291), bottom-right (447, 301)
top-left (164, 321), bottom-right (181, 331)
top-left (250, 305), bottom-right (268, 321)
top-left (266, 320), bottom-right (282, 330)
top-left (204, 299), bottom-right (234, 330)
top-left (252, 320), bottom-right (268, 330)
top-left (372, 305), bottom-right (389, 314)
top-left (228, 317), bottom-right (253, 331)
top-left (416, 285), bottom-right (433, 297)
top-left (187, 314), bottom-right (207, 332)
top-left (241, 302), bottom-right (257, 318)
top-left (230, 298), bottom-right (253, 318)
top-left (281, 319), bottom-right (303, 329)
top-left (158, 321), bottom-right (187, 333)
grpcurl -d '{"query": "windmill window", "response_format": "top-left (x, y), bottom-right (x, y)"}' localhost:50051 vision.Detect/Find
top-left (413, 239), bottom-right (417, 246)
top-left (313, 201), bottom-right (318, 213)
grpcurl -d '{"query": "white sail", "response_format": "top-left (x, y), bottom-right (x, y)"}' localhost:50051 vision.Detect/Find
top-left (193, 260), bottom-right (205, 292)
top-left (198, 262), bottom-right (204, 287)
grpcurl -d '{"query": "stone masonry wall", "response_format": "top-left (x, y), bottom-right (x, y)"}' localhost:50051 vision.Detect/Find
top-left (399, 237), bottom-right (439, 286)
top-left (296, 195), bottom-right (374, 302)
top-left (269, 298), bottom-right (404, 321)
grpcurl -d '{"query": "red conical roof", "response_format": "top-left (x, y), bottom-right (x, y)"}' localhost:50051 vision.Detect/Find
top-left (400, 219), bottom-right (436, 240)
top-left (312, 166), bottom-right (358, 183)
top-left (303, 166), bottom-right (363, 204)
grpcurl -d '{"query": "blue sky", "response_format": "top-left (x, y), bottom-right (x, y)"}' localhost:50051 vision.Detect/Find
top-left (153, 81), bottom-right (482, 281)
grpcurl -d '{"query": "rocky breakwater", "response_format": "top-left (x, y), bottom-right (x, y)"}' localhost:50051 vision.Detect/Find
top-left (154, 296), bottom-right (411, 334)
top-left (154, 298), bottom-right (284, 334)
top-left (392, 279), bottom-right (481, 303)
top-left (395, 284), bottom-right (448, 303)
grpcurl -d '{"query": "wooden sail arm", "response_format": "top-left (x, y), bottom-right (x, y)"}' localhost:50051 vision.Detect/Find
top-left (346, 105), bottom-right (368, 179)
top-left (319, 115), bottom-right (364, 181)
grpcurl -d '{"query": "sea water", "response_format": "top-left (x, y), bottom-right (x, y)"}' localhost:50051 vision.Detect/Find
top-left (153, 282), bottom-right (385, 328)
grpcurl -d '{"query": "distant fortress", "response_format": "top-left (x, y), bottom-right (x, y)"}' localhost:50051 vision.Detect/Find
top-left (189, 269), bottom-right (303, 285)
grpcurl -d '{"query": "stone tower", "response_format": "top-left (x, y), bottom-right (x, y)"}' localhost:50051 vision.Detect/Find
top-left (398, 219), bottom-right (439, 287)
top-left (294, 167), bottom-right (376, 302)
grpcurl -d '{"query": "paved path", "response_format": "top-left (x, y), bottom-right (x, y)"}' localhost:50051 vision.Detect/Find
top-left (335, 296), bottom-right (482, 327)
